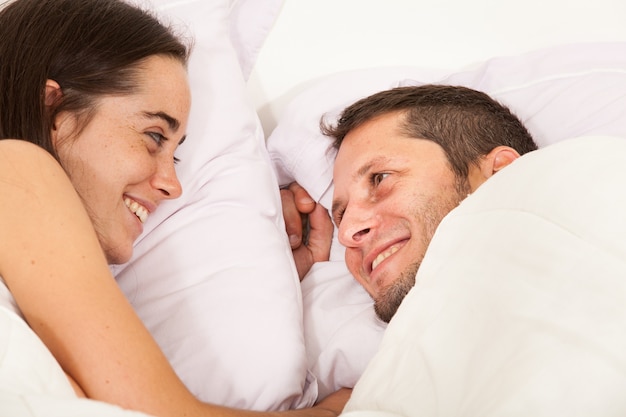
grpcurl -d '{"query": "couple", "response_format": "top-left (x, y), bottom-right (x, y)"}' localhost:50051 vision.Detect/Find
top-left (3, 0), bottom-right (623, 415)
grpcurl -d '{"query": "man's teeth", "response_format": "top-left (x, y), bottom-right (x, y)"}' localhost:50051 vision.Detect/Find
top-left (124, 198), bottom-right (148, 223)
top-left (372, 245), bottom-right (400, 271)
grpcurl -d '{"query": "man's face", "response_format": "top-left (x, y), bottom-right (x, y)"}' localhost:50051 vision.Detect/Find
top-left (332, 112), bottom-right (470, 322)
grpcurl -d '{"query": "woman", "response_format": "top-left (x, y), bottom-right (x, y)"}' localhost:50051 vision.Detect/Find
top-left (0, 0), bottom-right (347, 416)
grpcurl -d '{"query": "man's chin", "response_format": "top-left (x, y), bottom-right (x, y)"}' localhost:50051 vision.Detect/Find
top-left (373, 263), bottom-right (418, 323)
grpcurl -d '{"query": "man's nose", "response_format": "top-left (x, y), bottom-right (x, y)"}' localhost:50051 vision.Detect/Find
top-left (337, 203), bottom-right (378, 247)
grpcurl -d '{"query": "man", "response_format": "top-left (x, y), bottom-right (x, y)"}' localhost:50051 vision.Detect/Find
top-left (283, 84), bottom-right (537, 322)
top-left (283, 84), bottom-right (626, 414)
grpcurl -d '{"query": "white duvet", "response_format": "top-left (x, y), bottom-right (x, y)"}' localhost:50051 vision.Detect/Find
top-left (342, 135), bottom-right (626, 416)
top-left (0, 302), bottom-right (153, 417)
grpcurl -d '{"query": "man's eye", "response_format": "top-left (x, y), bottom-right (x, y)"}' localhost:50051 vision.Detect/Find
top-left (333, 208), bottom-right (345, 226)
top-left (371, 173), bottom-right (389, 186)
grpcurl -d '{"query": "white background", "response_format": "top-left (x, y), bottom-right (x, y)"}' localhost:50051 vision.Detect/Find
top-left (248, 0), bottom-right (626, 135)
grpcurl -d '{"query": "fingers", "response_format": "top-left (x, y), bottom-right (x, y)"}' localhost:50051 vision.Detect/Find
top-left (306, 203), bottom-right (333, 264)
top-left (292, 245), bottom-right (314, 281)
top-left (281, 182), bottom-right (316, 249)
top-left (280, 182), bottom-right (334, 281)
top-left (288, 182), bottom-right (316, 214)
top-left (280, 187), bottom-right (304, 249)
top-left (314, 388), bottom-right (352, 414)
top-left (292, 203), bottom-right (334, 281)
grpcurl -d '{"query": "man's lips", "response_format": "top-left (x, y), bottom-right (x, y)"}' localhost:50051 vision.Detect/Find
top-left (366, 238), bottom-right (409, 274)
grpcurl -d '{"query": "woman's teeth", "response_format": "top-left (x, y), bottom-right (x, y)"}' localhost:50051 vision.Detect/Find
top-left (372, 245), bottom-right (399, 271)
top-left (124, 198), bottom-right (148, 223)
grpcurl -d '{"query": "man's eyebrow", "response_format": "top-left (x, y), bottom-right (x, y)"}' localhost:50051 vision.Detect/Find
top-left (355, 156), bottom-right (389, 179)
top-left (141, 111), bottom-right (180, 131)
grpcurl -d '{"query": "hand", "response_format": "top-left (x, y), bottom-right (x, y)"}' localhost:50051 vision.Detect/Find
top-left (269, 388), bottom-right (351, 417)
top-left (280, 182), bottom-right (333, 280)
top-left (313, 388), bottom-right (352, 416)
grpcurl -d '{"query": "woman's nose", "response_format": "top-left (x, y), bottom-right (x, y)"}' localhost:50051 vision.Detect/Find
top-left (153, 159), bottom-right (182, 200)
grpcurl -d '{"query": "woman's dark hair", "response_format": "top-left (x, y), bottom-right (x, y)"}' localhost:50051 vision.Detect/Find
top-left (0, 0), bottom-right (191, 157)
top-left (322, 84), bottom-right (538, 178)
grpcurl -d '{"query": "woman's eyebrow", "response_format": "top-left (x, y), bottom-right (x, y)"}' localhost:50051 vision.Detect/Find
top-left (141, 111), bottom-right (180, 131)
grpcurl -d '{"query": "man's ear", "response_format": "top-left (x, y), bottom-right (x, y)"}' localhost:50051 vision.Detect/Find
top-left (468, 146), bottom-right (520, 191)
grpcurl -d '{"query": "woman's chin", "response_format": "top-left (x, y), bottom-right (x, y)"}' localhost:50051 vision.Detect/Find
top-left (104, 245), bottom-right (133, 266)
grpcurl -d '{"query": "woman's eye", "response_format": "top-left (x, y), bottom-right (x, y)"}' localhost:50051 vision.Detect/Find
top-left (372, 172), bottom-right (389, 187)
top-left (146, 132), bottom-right (180, 164)
top-left (147, 131), bottom-right (165, 145)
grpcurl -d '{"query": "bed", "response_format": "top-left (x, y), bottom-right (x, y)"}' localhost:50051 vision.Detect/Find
top-left (2, 0), bottom-right (626, 415)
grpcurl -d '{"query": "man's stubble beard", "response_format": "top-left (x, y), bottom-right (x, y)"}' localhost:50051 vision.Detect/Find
top-left (373, 176), bottom-right (471, 323)
top-left (374, 260), bottom-right (419, 323)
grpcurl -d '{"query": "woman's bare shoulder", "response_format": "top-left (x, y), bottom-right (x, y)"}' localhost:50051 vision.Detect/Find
top-left (0, 139), bottom-right (70, 191)
top-left (0, 139), bottom-right (57, 164)
top-left (0, 139), bottom-right (83, 254)
top-left (0, 138), bottom-right (50, 154)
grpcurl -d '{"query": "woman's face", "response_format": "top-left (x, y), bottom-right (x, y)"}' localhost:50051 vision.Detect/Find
top-left (52, 55), bottom-right (191, 264)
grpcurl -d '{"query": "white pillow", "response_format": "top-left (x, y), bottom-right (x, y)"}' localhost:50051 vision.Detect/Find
top-left (228, 0), bottom-right (284, 80)
top-left (112, 0), bottom-right (315, 411)
top-left (300, 262), bottom-right (386, 400)
top-left (266, 41), bottom-right (626, 400)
